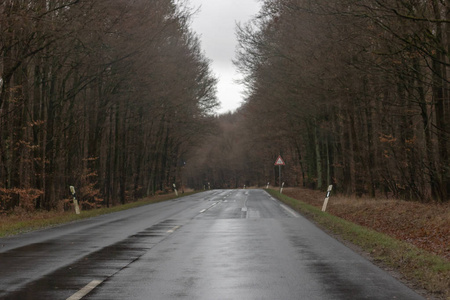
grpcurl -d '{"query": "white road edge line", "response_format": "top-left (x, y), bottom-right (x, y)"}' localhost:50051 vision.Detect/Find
top-left (279, 204), bottom-right (299, 218)
top-left (66, 279), bottom-right (103, 300)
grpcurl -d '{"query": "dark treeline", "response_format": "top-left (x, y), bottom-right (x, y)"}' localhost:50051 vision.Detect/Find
top-left (0, 0), bottom-right (218, 211)
top-left (188, 0), bottom-right (450, 202)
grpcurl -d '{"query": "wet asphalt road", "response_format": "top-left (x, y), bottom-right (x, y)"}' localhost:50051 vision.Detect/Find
top-left (0, 189), bottom-right (424, 300)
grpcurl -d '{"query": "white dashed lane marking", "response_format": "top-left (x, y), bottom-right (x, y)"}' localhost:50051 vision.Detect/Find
top-left (66, 280), bottom-right (103, 300)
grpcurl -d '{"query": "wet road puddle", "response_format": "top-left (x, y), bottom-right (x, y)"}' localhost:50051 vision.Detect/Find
top-left (0, 219), bottom-right (182, 300)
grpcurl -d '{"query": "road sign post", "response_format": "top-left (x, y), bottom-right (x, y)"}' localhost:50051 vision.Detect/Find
top-left (274, 155), bottom-right (285, 190)
top-left (279, 165), bottom-right (281, 188)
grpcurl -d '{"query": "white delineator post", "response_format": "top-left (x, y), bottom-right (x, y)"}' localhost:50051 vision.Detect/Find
top-left (322, 185), bottom-right (333, 212)
top-left (173, 183), bottom-right (178, 196)
top-left (266, 182), bottom-right (269, 189)
top-left (280, 182), bottom-right (285, 194)
top-left (69, 186), bottom-right (80, 215)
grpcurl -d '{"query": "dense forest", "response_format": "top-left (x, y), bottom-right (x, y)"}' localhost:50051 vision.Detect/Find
top-left (0, 0), bottom-right (218, 211)
top-left (187, 0), bottom-right (450, 203)
top-left (1, 0), bottom-right (449, 213)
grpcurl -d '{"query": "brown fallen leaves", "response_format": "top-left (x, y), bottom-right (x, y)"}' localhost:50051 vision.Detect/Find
top-left (282, 187), bottom-right (450, 261)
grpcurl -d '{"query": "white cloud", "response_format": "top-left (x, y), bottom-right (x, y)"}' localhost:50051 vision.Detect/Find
top-left (188, 0), bottom-right (261, 114)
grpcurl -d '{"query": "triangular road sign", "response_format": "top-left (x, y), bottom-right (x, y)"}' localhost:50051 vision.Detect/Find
top-left (274, 155), bottom-right (285, 166)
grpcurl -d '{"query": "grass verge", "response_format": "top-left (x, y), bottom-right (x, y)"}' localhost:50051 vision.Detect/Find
top-left (267, 189), bottom-right (450, 300)
top-left (0, 192), bottom-right (195, 238)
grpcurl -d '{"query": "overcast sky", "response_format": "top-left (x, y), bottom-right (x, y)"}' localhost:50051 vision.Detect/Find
top-left (187, 0), bottom-right (261, 114)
